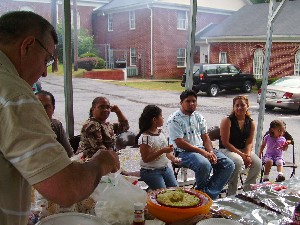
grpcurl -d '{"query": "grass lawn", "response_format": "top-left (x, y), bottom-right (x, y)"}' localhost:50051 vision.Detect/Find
top-left (108, 79), bottom-right (185, 92)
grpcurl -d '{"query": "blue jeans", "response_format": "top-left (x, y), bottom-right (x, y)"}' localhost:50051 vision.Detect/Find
top-left (177, 149), bottom-right (234, 200)
top-left (140, 166), bottom-right (178, 190)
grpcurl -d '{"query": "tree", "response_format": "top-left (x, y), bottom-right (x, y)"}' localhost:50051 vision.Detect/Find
top-left (56, 23), bottom-right (99, 63)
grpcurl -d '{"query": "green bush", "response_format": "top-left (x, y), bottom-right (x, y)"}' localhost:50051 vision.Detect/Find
top-left (77, 57), bottom-right (98, 71)
top-left (80, 53), bottom-right (97, 58)
top-left (256, 77), bottom-right (278, 89)
top-left (79, 52), bottom-right (105, 69)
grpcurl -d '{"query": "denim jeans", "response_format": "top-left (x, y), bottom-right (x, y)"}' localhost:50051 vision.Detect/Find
top-left (140, 166), bottom-right (178, 190)
top-left (177, 149), bottom-right (234, 200)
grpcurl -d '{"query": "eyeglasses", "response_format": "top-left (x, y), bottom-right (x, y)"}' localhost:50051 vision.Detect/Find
top-left (35, 38), bottom-right (55, 67)
top-left (98, 105), bottom-right (112, 110)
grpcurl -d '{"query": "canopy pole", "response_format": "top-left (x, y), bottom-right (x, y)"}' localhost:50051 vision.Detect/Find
top-left (185, 0), bottom-right (197, 90)
top-left (63, 0), bottom-right (74, 137)
top-left (255, 0), bottom-right (287, 154)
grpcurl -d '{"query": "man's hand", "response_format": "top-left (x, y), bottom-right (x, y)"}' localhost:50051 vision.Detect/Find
top-left (205, 151), bottom-right (217, 164)
top-left (91, 150), bottom-right (120, 176)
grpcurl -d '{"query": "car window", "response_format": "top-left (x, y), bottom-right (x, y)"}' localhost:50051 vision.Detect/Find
top-left (204, 65), bottom-right (217, 74)
top-left (228, 65), bottom-right (239, 73)
top-left (218, 65), bottom-right (228, 74)
top-left (272, 77), bottom-right (300, 88)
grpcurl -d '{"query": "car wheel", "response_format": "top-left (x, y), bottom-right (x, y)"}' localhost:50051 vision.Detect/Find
top-left (241, 81), bottom-right (252, 93)
top-left (265, 105), bottom-right (275, 110)
top-left (298, 106), bottom-right (300, 115)
top-left (207, 84), bottom-right (219, 97)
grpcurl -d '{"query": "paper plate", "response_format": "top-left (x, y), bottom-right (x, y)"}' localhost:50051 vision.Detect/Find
top-left (196, 218), bottom-right (243, 225)
top-left (36, 212), bottom-right (106, 225)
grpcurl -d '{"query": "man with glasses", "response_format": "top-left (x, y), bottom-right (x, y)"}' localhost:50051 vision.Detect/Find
top-left (79, 96), bottom-right (129, 159)
top-left (0, 11), bottom-right (120, 225)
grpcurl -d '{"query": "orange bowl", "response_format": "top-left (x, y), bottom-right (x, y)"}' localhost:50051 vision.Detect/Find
top-left (146, 188), bottom-right (212, 223)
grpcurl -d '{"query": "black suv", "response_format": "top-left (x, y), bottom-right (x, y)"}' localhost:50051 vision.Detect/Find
top-left (181, 63), bottom-right (256, 97)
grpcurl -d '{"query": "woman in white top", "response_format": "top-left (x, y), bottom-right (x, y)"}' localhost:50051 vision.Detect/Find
top-left (136, 105), bottom-right (181, 190)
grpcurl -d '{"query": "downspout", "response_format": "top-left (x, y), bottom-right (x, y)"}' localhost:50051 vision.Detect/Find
top-left (206, 38), bottom-right (210, 64)
top-left (147, 4), bottom-right (153, 79)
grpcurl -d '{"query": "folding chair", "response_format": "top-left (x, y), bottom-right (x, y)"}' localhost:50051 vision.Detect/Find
top-left (260, 130), bottom-right (297, 182)
top-left (69, 135), bottom-right (81, 154)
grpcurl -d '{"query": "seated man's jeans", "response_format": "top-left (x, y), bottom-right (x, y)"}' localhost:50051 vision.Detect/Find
top-left (140, 166), bottom-right (178, 190)
top-left (177, 149), bottom-right (235, 200)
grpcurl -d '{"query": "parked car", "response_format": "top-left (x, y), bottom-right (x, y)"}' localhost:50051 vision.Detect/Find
top-left (257, 75), bottom-right (300, 114)
top-left (181, 63), bottom-right (256, 97)
top-left (32, 79), bottom-right (42, 94)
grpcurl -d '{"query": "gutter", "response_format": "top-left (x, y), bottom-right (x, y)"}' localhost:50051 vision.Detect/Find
top-left (147, 4), bottom-right (154, 79)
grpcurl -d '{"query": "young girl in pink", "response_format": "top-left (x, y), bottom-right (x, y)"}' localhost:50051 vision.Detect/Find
top-left (259, 120), bottom-right (289, 182)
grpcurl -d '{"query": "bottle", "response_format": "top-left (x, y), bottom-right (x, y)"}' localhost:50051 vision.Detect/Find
top-left (132, 202), bottom-right (145, 225)
top-left (292, 201), bottom-right (300, 224)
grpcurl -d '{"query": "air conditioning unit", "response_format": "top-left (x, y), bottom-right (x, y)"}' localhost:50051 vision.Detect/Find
top-left (127, 67), bottom-right (138, 77)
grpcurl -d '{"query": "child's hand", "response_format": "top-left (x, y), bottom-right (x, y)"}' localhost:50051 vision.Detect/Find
top-left (163, 145), bottom-right (174, 153)
top-left (279, 142), bottom-right (289, 151)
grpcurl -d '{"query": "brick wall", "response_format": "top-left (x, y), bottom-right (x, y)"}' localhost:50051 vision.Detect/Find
top-left (83, 69), bottom-right (124, 80)
top-left (93, 7), bottom-right (230, 79)
top-left (210, 42), bottom-right (300, 78)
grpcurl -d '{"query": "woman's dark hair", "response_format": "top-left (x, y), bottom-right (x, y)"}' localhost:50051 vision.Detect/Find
top-left (230, 95), bottom-right (251, 117)
top-left (89, 97), bottom-right (107, 118)
top-left (180, 90), bottom-right (197, 102)
top-left (135, 105), bottom-right (162, 144)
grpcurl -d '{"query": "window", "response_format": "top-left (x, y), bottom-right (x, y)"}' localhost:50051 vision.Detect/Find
top-left (177, 11), bottom-right (187, 30)
top-left (294, 50), bottom-right (300, 76)
top-left (108, 14), bottom-right (113, 31)
top-left (177, 48), bottom-right (186, 67)
top-left (253, 48), bottom-right (264, 79)
top-left (219, 52), bottom-right (227, 64)
top-left (129, 11), bottom-right (135, 30)
top-left (130, 48), bottom-right (136, 66)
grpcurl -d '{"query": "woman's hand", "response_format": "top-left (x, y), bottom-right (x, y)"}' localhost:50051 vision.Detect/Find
top-left (242, 153), bottom-right (252, 168)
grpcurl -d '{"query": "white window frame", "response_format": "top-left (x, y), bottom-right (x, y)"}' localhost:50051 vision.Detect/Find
top-left (129, 11), bottom-right (135, 30)
top-left (108, 14), bottom-right (113, 31)
top-left (219, 52), bottom-right (227, 64)
top-left (177, 11), bottom-right (187, 30)
top-left (177, 48), bottom-right (186, 67)
top-left (253, 48), bottom-right (264, 79)
top-left (130, 48), bottom-right (137, 66)
top-left (294, 50), bottom-right (300, 76)
top-left (71, 11), bottom-right (81, 30)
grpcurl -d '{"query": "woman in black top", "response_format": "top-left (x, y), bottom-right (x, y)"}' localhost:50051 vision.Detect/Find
top-left (219, 96), bottom-right (261, 196)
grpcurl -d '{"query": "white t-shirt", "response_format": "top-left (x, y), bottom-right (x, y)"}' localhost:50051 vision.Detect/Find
top-left (138, 130), bottom-right (169, 169)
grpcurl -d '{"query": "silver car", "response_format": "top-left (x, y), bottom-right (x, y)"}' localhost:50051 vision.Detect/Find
top-left (257, 76), bottom-right (300, 114)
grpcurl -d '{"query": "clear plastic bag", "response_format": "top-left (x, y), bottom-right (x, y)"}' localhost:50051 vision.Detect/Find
top-left (92, 170), bottom-right (147, 225)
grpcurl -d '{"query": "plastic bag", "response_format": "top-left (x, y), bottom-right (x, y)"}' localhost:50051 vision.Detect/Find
top-left (92, 170), bottom-right (147, 225)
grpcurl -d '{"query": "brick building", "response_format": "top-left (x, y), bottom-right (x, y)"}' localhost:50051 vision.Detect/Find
top-left (92, 0), bottom-right (250, 79)
top-left (197, 1), bottom-right (300, 79)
